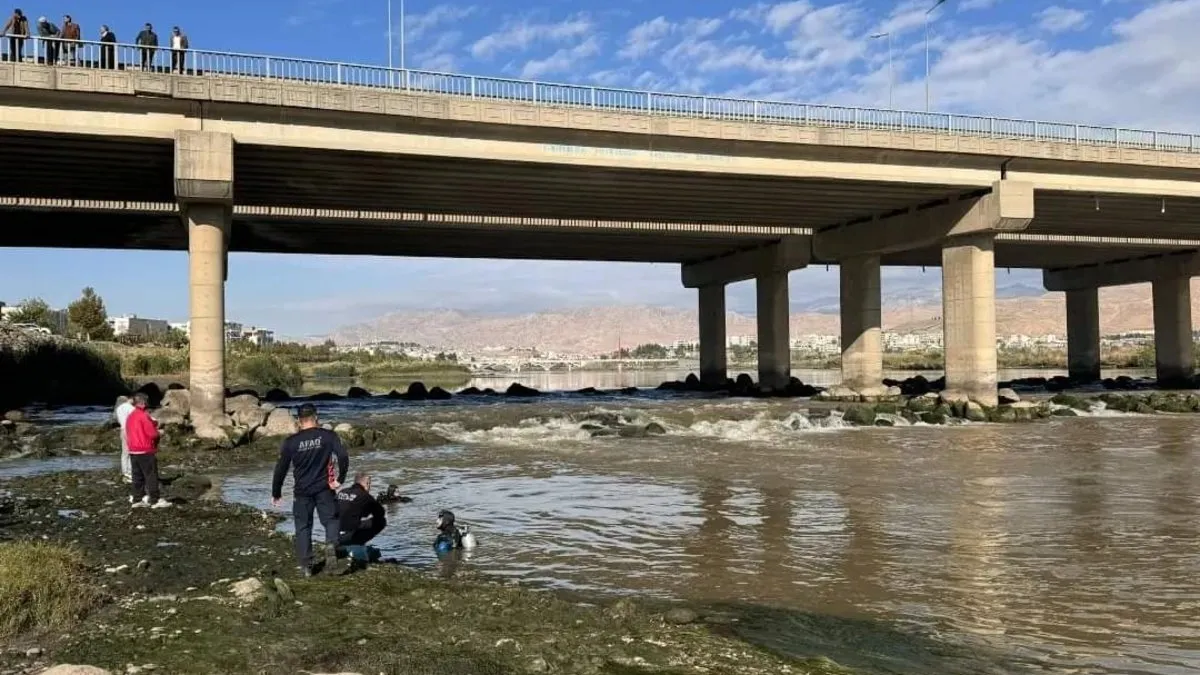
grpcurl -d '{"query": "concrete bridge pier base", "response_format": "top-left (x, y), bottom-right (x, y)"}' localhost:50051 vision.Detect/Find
top-left (941, 234), bottom-right (998, 407)
top-left (756, 271), bottom-right (791, 392)
top-left (175, 129), bottom-right (235, 438)
top-left (1152, 276), bottom-right (1195, 387)
top-left (1066, 288), bottom-right (1101, 382)
top-left (839, 255), bottom-right (883, 393)
top-left (187, 205), bottom-right (231, 433)
top-left (698, 284), bottom-right (727, 386)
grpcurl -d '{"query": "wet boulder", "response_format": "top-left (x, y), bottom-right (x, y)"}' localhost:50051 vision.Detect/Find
top-left (225, 394), bottom-right (269, 428)
top-left (346, 386), bottom-right (371, 399)
top-left (403, 382), bottom-right (429, 400)
top-left (683, 373), bottom-right (701, 390)
top-left (258, 408), bottom-right (298, 437)
top-left (161, 388), bottom-right (191, 417)
top-left (263, 388), bottom-right (291, 402)
top-left (150, 407), bottom-right (188, 428)
top-left (841, 405), bottom-right (876, 426)
top-left (1049, 393), bottom-right (1090, 411)
top-left (964, 401), bottom-right (988, 422)
top-left (997, 388), bottom-right (1020, 405)
top-left (906, 393), bottom-right (939, 413)
top-left (427, 386), bottom-right (453, 400)
top-left (505, 383), bottom-right (540, 397)
top-left (457, 387), bottom-right (484, 396)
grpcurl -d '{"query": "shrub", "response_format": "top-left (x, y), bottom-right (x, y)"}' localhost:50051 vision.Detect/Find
top-left (0, 541), bottom-right (106, 638)
top-left (235, 354), bottom-right (303, 392)
top-left (312, 362), bottom-right (358, 378)
top-left (0, 327), bottom-right (129, 409)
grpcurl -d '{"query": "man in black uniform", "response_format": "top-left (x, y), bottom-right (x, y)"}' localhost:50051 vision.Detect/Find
top-left (337, 471), bottom-right (387, 549)
top-left (271, 404), bottom-right (349, 576)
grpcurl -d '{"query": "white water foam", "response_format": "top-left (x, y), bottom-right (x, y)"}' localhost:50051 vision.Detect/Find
top-left (431, 407), bottom-right (860, 448)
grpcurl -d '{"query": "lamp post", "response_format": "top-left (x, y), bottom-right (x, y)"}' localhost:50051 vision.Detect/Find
top-left (869, 32), bottom-right (893, 109)
top-left (387, 0), bottom-right (393, 69)
top-left (925, 0), bottom-right (947, 111)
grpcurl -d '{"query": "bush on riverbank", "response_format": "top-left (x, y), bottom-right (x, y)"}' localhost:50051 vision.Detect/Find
top-left (234, 355), bottom-right (303, 392)
top-left (309, 362), bottom-right (358, 378)
top-left (0, 541), bottom-right (105, 639)
top-left (0, 326), bottom-right (128, 410)
top-left (358, 360), bottom-right (471, 380)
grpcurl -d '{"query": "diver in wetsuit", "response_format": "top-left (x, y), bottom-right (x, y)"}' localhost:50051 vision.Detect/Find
top-left (337, 472), bottom-right (387, 549)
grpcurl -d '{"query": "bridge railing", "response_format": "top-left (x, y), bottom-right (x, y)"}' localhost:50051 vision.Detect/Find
top-left (3, 36), bottom-right (1197, 153)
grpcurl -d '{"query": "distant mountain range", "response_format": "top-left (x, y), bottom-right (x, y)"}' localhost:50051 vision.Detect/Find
top-left (325, 280), bottom-right (1200, 353)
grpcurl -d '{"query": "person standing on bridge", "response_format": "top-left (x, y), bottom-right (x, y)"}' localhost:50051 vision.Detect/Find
top-left (169, 26), bottom-right (188, 73)
top-left (34, 15), bottom-right (57, 66)
top-left (60, 15), bottom-right (79, 66)
top-left (98, 25), bottom-right (116, 69)
top-left (2, 9), bottom-right (29, 62)
top-left (135, 22), bottom-right (157, 71)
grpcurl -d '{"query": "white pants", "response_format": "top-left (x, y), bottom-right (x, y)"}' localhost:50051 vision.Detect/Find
top-left (120, 443), bottom-right (132, 480)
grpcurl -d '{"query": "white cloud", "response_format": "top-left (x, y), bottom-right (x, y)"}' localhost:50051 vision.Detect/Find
top-left (471, 15), bottom-right (593, 58)
top-left (405, 4), bottom-right (476, 41)
top-left (521, 36), bottom-right (602, 79)
top-left (619, 16), bottom-right (672, 59)
top-left (959, 0), bottom-right (999, 10)
top-left (1036, 5), bottom-right (1089, 33)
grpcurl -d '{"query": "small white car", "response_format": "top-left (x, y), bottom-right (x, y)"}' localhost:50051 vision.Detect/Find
top-left (11, 323), bottom-right (51, 335)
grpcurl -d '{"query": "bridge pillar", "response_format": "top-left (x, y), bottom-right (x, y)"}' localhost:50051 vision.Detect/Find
top-left (756, 271), bottom-right (790, 391)
top-left (1066, 288), bottom-right (1101, 382)
top-left (1152, 276), bottom-right (1194, 387)
top-left (839, 255), bottom-right (883, 393)
top-left (175, 131), bottom-right (234, 437)
top-left (941, 234), bottom-right (997, 406)
top-left (698, 284), bottom-right (727, 386)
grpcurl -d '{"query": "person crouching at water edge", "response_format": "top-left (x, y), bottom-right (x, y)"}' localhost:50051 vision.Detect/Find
top-left (337, 472), bottom-right (386, 564)
top-left (126, 393), bottom-right (170, 509)
top-left (271, 403), bottom-right (350, 577)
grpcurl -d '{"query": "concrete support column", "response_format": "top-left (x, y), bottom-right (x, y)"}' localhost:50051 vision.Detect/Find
top-left (839, 255), bottom-right (882, 392)
top-left (756, 271), bottom-right (790, 391)
top-left (175, 130), bottom-right (234, 436)
top-left (698, 284), bottom-right (727, 386)
top-left (1152, 277), bottom-right (1194, 386)
top-left (942, 234), bottom-right (997, 406)
top-left (1065, 288), bottom-right (1101, 382)
top-left (187, 205), bottom-right (231, 423)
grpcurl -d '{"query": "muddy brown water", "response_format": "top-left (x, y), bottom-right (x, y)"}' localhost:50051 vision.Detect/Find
top-left (198, 398), bottom-right (1200, 674)
top-left (3, 372), bottom-right (1196, 674)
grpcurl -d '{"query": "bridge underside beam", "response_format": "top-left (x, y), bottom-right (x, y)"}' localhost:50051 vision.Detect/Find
top-left (681, 236), bottom-right (811, 288)
top-left (813, 180), bottom-right (1034, 260)
top-left (1043, 250), bottom-right (1200, 291)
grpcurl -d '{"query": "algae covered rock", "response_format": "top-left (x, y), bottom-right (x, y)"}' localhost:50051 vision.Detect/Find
top-left (841, 405), bottom-right (876, 426)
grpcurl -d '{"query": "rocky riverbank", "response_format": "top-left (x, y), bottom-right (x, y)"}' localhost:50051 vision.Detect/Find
top-left (0, 472), bottom-right (852, 675)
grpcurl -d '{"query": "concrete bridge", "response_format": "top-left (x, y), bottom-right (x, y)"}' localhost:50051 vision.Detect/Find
top-left (469, 358), bottom-right (680, 373)
top-left (3, 39), bottom-right (1200, 430)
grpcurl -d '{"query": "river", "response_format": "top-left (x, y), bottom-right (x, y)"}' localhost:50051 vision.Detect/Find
top-left (6, 368), bottom-right (1198, 673)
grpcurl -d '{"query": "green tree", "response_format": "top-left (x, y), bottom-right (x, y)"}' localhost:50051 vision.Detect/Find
top-left (66, 287), bottom-right (112, 341)
top-left (630, 343), bottom-right (669, 359)
top-left (7, 297), bottom-right (56, 332)
top-left (160, 327), bottom-right (189, 349)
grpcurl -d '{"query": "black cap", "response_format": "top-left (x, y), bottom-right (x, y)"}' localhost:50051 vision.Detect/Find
top-left (296, 403), bottom-right (317, 419)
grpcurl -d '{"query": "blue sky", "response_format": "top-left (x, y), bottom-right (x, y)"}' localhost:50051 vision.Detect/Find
top-left (3, 0), bottom-right (1198, 337)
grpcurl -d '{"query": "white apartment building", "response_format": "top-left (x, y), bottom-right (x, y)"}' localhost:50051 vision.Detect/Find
top-left (108, 315), bottom-right (171, 338)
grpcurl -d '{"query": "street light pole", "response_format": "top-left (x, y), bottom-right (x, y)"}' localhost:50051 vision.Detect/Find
top-left (387, 0), bottom-right (393, 69)
top-left (925, 0), bottom-right (947, 112)
top-left (869, 32), bottom-right (893, 109)
top-left (400, 0), bottom-right (406, 71)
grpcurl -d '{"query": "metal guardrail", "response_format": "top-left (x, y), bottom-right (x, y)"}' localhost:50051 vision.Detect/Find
top-left (3, 35), bottom-right (1197, 153)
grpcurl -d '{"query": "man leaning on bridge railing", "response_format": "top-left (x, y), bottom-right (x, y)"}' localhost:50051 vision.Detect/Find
top-left (1, 8), bottom-right (28, 62)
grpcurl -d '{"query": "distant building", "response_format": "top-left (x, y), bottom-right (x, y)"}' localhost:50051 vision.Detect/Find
top-left (108, 315), bottom-right (171, 338)
top-left (242, 326), bottom-right (275, 347)
top-left (224, 322), bottom-right (244, 342)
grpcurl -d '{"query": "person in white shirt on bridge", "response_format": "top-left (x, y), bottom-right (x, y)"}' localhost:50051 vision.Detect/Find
top-left (169, 26), bottom-right (188, 74)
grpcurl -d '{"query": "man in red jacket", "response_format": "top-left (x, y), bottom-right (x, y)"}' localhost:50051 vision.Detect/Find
top-left (127, 393), bottom-right (170, 509)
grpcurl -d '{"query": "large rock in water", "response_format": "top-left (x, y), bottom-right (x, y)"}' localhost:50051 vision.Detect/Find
top-left (258, 407), bottom-right (298, 437)
top-left (150, 407), bottom-right (187, 428)
top-left (226, 394), bottom-right (270, 428)
top-left (506, 383), bottom-right (540, 397)
top-left (161, 388), bottom-right (191, 417)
